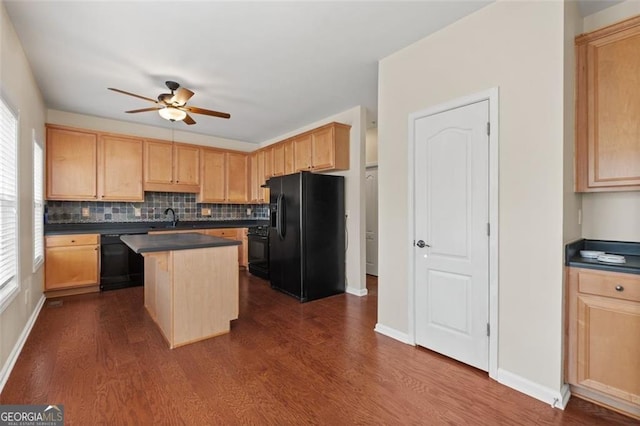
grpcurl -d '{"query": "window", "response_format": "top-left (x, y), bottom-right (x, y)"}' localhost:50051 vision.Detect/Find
top-left (0, 96), bottom-right (18, 309)
top-left (34, 133), bottom-right (44, 270)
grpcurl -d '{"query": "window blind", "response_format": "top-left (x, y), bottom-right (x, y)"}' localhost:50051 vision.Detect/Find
top-left (34, 139), bottom-right (43, 269)
top-left (0, 97), bottom-right (17, 291)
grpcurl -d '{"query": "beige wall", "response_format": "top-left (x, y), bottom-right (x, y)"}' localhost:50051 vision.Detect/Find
top-left (365, 127), bottom-right (378, 166)
top-left (563, 0), bottom-right (583, 246)
top-left (0, 0), bottom-right (47, 388)
top-left (47, 109), bottom-right (255, 151)
top-left (579, 1), bottom-right (640, 242)
top-left (378, 0), bottom-right (566, 398)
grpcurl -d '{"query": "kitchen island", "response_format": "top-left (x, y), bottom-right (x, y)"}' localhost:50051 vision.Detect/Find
top-left (121, 233), bottom-right (241, 349)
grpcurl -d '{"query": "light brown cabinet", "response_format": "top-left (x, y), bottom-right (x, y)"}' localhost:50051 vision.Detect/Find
top-left (575, 16), bottom-right (640, 192)
top-left (46, 126), bottom-right (98, 200)
top-left (293, 122), bottom-right (350, 172)
top-left (200, 149), bottom-right (249, 203)
top-left (46, 125), bottom-right (143, 201)
top-left (249, 150), bottom-right (269, 203)
top-left (203, 228), bottom-right (248, 268)
top-left (226, 152), bottom-right (249, 203)
top-left (284, 139), bottom-right (295, 175)
top-left (99, 135), bottom-right (144, 201)
top-left (45, 234), bottom-right (100, 296)
top-left (144, 139), bottom-right (200, 193)
top-left (566, 267), bottom-right (640, 419)
top-left (272, 143), bottom-right (285, 177)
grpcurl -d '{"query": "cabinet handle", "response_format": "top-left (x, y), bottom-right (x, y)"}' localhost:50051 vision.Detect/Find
top-left (615, 285), bottom-right (624, 292)
top-left (71, 240), bottom-right (75, 243)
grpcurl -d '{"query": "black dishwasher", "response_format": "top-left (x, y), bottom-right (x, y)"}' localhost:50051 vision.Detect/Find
top-left (100, 234), bottom-right (144, 291)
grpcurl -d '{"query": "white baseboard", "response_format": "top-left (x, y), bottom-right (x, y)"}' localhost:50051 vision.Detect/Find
top-left (374, 323), bottom-right (414, 345)
top-left (0, 294), bottom-right (46, 393)
top-left (346, 286), bottom-right (368, 296)
top-left (497, 368), bottom-right (571, 409)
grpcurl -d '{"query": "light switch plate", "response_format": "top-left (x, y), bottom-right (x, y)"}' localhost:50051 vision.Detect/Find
top-left (201, 208), bottom-right (211, 216)
top-left (134, 208), bottom-right (141, 217)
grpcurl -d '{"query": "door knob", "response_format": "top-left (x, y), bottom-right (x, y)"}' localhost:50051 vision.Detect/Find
top-left (416, 240), bottom-right (430, 248)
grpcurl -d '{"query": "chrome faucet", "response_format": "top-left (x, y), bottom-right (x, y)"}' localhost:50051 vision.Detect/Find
top-left (164, 207), bottom-right (178, 228)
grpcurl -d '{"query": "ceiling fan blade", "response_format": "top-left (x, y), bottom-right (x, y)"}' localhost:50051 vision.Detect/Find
top-left (175, 87), bottom-right (194, 106)
top-left (183, 113), bottom-right (196, 125)
top-left (183, 105), bottom-right (231, 119)
top-left (108, 87), bottom-right (157, 103)
top-left (125, 107), bottom-right (162, 113)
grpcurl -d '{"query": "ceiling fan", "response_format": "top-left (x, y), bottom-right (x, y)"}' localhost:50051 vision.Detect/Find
top-left (108, 81), bottom-right (230, 125)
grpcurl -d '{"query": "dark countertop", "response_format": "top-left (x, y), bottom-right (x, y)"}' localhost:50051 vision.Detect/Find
top-left (121, 232), bottom-right (240, 254)
top-left (565, 239), bottom-right (640, 275)
top-left (44, 220), bottom-right (269, 236)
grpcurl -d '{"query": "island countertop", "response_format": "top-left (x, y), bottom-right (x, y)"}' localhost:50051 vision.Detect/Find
top-left (121, 232), bottom-right (240, 254)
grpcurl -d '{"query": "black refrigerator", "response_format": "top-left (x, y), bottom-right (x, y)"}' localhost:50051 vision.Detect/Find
top-left (268, 171), bottom-right (345, 302)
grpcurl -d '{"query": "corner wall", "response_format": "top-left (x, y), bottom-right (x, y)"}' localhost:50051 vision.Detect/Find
top-left (0, 0), bottom-right (47, 390)
top-left (378, 0), bottom-right (566, 402)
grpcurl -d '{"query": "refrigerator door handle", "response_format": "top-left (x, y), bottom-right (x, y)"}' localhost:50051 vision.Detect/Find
top-left (277, 193), bottom-right (285, 240)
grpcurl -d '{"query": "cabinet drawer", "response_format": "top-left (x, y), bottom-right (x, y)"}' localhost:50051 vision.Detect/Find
top-left (45, 233), bottom-right (99, 247)
top-left (577, 269), bottom-right (640, 302)
top-left (206, 229), bottom-right (238, 239)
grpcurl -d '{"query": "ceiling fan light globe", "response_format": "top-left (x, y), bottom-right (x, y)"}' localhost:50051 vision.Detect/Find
top-left (159, 107), bottom-right (186, 122)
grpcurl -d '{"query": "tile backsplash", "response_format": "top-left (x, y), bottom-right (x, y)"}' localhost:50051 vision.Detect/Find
top-left (46, 192), bottom-right (269, 223)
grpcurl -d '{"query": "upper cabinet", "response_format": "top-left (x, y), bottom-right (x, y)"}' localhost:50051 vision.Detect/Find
top-left (200, 149), bottom-right (249, 204)
top-left (46, 126), bottom-right (98, 200)
top-left (293, 122), bottom-right (350, 172)
top-left (575, 16), bottom-right (640, 192)
top-left (46, 125), bottom-right (143, 201)
top-left (99, 135), bottom-right (144, 201)
top-left (143, 139), bottom-right (200, 193)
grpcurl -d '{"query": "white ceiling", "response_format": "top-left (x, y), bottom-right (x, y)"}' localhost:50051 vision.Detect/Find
top-left (4, 1), bottom-right (622, 144)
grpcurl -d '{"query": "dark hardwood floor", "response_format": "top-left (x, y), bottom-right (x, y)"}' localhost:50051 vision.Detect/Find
top-left (1, 273), bottom-right (634, 425)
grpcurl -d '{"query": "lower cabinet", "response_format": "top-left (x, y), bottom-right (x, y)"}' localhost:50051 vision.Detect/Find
top-left (45, 234), bottom-right (100, 296)
top-left (203, 228), bottom-right (248, 268)
top-left (566, 267), bottom-right (640, 420)
top-left (151, 228), bottom-right (248, 268)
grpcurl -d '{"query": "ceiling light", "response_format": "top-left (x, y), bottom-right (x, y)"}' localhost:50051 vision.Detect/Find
top-left (159, 107), bottom-right (186, 122)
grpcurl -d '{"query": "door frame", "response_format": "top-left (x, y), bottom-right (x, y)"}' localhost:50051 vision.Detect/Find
top-left (407, 88), bottom-right (499, 379)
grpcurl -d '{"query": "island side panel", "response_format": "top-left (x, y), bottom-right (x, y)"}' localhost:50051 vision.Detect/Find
top-left (143, 251), bottom-right (173, 347)
top-left (172, 245), bottom-right (239, 347)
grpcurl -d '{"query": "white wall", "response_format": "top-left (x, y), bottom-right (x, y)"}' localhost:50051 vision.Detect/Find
top-left (580, 1), bottom-right (640, 242)
top-left (47, 109), bottom-right (255, 152)
top-left (365, 127), bottom-right (378, 166)
top-left (0, 0), bottom-right (47, 390)
top-left (261, 106), bottom-right (367, 295)
top-left (378, 0), bottom-right (566, 402)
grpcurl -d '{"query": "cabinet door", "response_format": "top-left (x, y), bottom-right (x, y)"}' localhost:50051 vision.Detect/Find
top-left (249, 152), bottom-right (259, 203)
top-left (256, 150), bottom-right (268, 203)
top-left (174, 144), bottom-right (200, 187)
top-left (576, 293), bottom-right (640, 404)
top-left (575, 18), bottom-right (640, 191)
top-left (45, 244), bottom-right (99, 290)
top-left (284, 139), bottom-right (295, 175)
top-left (46, 127), bottom-right (98, 200)
top-left (144, 140), bottom-right (174, 185)
top-left (294, 134), bottom-right (312, 171)
top-left (200, 149), bottom-right (226, 203)
top-left (272, 143), bottom-right (285, 176)
top-left (311, 126), bottom-right (335, 170)
top-left (99, 135), bottom-right (143, 201)
top-left (263, 147), bottom-right (273, 179)
top-left (226, 152), bottom-right (249, 203)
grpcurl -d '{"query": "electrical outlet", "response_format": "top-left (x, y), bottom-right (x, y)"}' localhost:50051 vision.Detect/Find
top-left (134, 208), bottom-right (141, 217)
top-left (246, 208), bottom-right (252, 216)
top-left (201, 208), bottom-right (211, 216)
top-left (81, 207), bottom-right (90, 217)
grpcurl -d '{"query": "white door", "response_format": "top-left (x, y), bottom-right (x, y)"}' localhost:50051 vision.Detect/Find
top-left (365, 167), bottom-right (378, 276)
top-left (414, 100), bottom-right (489, 371)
